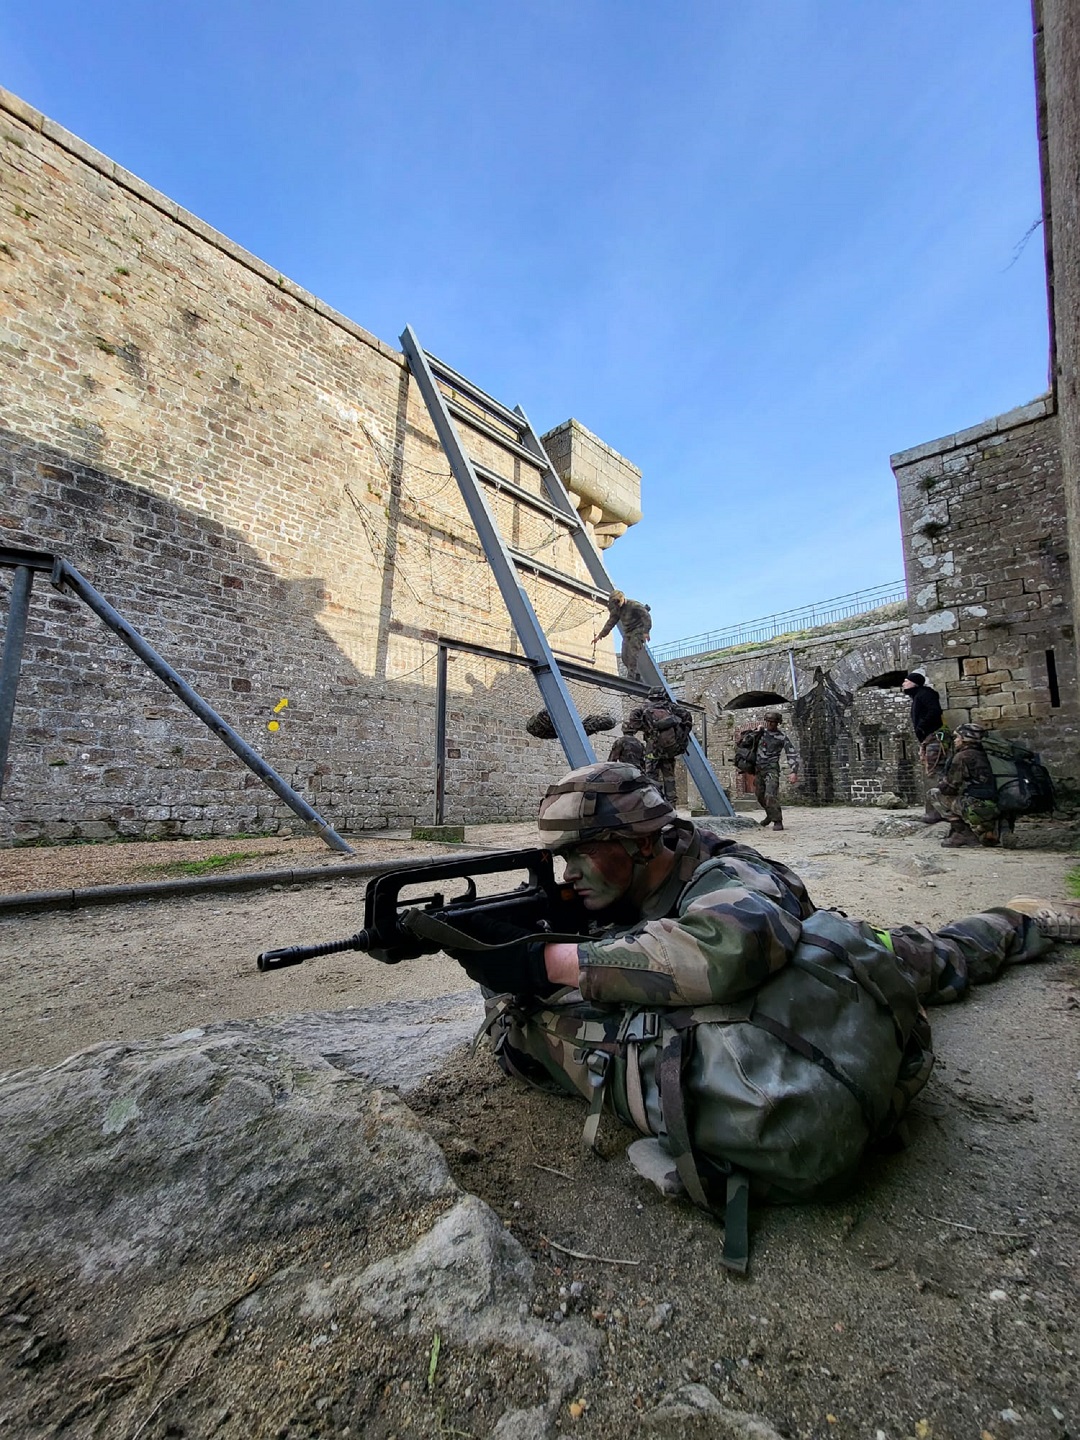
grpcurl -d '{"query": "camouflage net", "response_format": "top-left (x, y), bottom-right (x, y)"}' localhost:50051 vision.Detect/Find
top-left (526, 709), bottom-right (616, 740)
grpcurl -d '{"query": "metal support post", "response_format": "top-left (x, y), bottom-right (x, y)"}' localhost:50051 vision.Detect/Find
top-left (434, 643), bottom-right (448, 826)
top-left (0, 565), bottom-right (34, 800)
top-left (51, 559), bottom-right (355, 855)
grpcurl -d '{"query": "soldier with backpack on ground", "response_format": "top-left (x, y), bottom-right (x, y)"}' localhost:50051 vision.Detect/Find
top-left (625, 688), bottom-right (694, 803)
top-left (930, 721), bottom-right (1002, 848)
top-left (436, 764), bottom-right (1078, 1270)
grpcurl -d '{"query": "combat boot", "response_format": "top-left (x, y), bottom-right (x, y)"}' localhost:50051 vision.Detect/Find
top-left (940, 830), bottom-right (981, 848)
top-left (1005, 896), bottom-right (1080, 943)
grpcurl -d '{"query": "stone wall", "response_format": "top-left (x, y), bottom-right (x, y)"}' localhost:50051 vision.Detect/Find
top-left (891, 397), bottom-right (1078, 783)
top-left (0, 89), bottom-right (637, 845)
top-left (661, 606), bottom-right (919, 805)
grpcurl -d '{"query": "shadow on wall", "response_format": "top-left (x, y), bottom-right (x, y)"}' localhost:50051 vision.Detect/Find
top-left (793, 667), bottom-right (852, 806)
top-left (0, 427), bottom-right (573, 842)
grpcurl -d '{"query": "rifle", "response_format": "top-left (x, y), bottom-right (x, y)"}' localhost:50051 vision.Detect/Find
top-left (257, 848), bottom-right (586, 971)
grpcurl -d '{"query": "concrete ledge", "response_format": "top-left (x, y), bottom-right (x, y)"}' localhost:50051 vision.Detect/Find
top-left (890, 394), bottom-right (1054, 466)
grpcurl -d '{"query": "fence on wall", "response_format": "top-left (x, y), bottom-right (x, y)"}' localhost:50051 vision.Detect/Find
top-left (651, 581), bottom-right (908, 663)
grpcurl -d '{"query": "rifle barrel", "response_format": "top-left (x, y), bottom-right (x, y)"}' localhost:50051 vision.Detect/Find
top-left (257, 930), bottom-right (371, 971)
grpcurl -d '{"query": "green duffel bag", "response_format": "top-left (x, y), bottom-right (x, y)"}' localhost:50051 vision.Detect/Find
top-left (489, 908), bottom-right (934, 1271)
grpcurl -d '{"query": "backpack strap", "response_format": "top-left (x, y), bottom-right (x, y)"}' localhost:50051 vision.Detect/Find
top-left (747, 1007), bottom-right (879, 1133)
top-left (656, 1018), bottom-right (711, 1209)
top-left (656, 1015), bottom-right (751, 1273)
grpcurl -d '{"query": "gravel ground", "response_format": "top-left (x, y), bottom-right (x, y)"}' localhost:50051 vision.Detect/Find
top-left (1, 805), bottom-right (1078, 1439)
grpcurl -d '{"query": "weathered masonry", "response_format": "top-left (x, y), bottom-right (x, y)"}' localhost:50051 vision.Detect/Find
top-left (661, 603), bottom-right (917, 806)
top-left (0, 88), bottom-right (642, 844)
top-left (891, 400), bottom-right (1077, 782)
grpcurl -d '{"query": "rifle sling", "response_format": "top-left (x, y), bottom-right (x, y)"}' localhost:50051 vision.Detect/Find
top-left (402, 909), bottom-right (593, 954)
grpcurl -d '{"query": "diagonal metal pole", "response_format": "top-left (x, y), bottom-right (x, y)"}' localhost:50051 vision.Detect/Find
top-left (402, 325), bottom-right (595, 769)
top-left (51, 558), bottom-right (354, 855)
top-left (515, 405), bottom-right (732, 816)
top-left (0, 565), bottom-right (35, 801)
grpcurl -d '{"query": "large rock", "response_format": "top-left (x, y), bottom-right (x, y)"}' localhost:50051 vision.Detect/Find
top-left (0, 1010), bottom-right (595, 1439)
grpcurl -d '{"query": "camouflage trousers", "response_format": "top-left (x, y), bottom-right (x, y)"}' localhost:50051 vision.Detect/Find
top-left (878, 906), bottom-right (1050, 1005)
top-left (620, 626), bottom-right (650, 681)
top-left (919, 732), bottom-right (951, 816)
top-left (754, 767), bottom-right (783, 825)
top-left (928, 787), bottom-right (1000, 842)
top-left (647, 756), bottom-right (677, 804)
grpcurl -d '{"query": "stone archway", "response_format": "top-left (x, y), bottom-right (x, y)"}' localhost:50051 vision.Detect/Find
top-left (723, 690), bottom-right (789, 710)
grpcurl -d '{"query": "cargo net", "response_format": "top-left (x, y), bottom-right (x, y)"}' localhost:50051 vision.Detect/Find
top-left (349, 418), bottom-right (607, 660)
top-left (440, 648), bottom-right (630, 743)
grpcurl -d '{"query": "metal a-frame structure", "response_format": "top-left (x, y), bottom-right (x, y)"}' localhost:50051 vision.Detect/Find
top-left (400, 326), bottom-right (733, 817)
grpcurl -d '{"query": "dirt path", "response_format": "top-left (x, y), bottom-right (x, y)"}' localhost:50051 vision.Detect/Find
top-left (1, 806), bottom-right (1078, 1438)
top-left (1, 807), bottom-right (1075, 1073)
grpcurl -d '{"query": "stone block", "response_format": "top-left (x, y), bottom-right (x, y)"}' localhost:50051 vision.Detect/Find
top-left (963, 657), bottom-right (988, 675)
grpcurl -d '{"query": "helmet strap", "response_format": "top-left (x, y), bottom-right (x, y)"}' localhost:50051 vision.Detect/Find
top-left (617, 836), bottom-right (650, 866)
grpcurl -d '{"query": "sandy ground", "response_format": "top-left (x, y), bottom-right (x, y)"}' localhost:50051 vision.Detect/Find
top-left (1, 806), bottom-right (1076, 1074)
top-left (1, 805), bottom-right (1078, 1439)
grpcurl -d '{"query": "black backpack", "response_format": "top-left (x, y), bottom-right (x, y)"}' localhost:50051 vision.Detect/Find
top-left (733, 728), bottom-right (762, 776)
top-left (982, 736), bottom-right (1055, 816)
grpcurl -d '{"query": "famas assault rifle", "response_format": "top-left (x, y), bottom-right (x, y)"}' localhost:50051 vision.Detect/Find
top-left (257, 848), bottom-right (585, 971)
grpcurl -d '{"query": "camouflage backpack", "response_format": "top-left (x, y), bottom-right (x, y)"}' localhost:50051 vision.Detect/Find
top-left (486, 894), bottom-right (933, 1273)
top-left (733, 728), bottom-right (762, 775)
top-left (644, 702), bottom-right (692, 758)
top-left (981, 735), bottom-right (1055, 816)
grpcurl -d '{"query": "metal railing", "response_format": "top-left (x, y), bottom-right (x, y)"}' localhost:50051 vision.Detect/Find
top-left (652, 581), bottom-right (908, 662)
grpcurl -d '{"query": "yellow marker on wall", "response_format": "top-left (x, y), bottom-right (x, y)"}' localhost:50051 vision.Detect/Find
top-left (267, 697), bottom-right (288, 732)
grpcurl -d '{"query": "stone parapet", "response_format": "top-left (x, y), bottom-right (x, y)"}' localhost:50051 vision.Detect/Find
top-left (540, 419), bottom-right (642, 550)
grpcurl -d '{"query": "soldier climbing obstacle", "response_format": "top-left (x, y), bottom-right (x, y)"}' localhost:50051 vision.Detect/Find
top-left (593, 590), bottom-right (652, 681)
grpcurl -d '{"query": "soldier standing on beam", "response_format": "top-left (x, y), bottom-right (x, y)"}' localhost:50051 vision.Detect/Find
top-left (593, 590), bottom-right (652, 681)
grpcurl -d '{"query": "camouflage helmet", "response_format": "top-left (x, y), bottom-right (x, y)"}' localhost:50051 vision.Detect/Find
top-left (648, 686), bottom-right (668, 701)
top-left (955, 721), bottom-right (987, 741)
top-left (538, 763), bottom-right (675, 850)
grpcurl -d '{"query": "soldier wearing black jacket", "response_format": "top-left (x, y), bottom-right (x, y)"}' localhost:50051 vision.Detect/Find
top-left (902, 672), bottom-right (950, 823)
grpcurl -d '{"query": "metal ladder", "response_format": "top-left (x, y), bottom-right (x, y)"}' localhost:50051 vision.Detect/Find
top-left (400, 326), bottom-right (733, 816)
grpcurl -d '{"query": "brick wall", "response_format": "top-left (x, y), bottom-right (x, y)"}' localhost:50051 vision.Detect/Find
top-left (0, 89), bottom-right (633, 844)
top-left (661, 608), bottom-right (921, 805)
top-left (891, 397), bottom-right (1078, 783)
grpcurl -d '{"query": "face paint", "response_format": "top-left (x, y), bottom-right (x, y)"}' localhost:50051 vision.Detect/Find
top-left (560, 841), bottom-right (634, 911)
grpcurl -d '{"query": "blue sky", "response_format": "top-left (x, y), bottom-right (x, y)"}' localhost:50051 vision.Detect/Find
top-left (1, 1), bottom-right (1049, 645)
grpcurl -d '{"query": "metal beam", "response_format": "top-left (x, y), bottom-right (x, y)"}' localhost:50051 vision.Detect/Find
top-left (0, 564), bottom-right (34, 799)
top-left (425, 352), bottom-right (527, 433)
top-left (472, 462), bottom-right (583, 530)
top-left (402, 326), bottom-right (595, 769)
top-left (51, 559), bottom-right (355, 855)
top-left (444, 399), bottom-right (547, 469)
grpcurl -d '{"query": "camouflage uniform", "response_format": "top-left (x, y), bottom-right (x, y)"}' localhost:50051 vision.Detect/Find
top-left (607, 732), bottom-right (646, 768)
top-left (480, 765), bottom-right (1050, 1258)
top-left (930, 740), bottom-right (1000, 843)
top-left (625, 693), bottom-right (694, 804)
top-left (753, 725), bottom-right (799, 827)
top-left (595, 594), bottom-right (652, 681)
